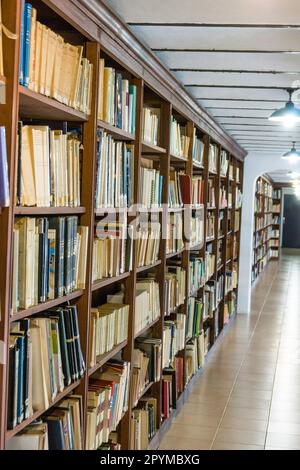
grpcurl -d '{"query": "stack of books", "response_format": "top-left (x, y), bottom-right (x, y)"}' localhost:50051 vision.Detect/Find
top-left (89, 302), bottom-right (129, 367)
top-left (98, 59), bottom-right (137, 134)
top-left (167, 213), bottom-right (184, 254)
top-left (86, 360), bottom-right (130, 450)
top-left (192, 176), bottom-right (205, 206)
top-left (170, 117), bottom-right (190, 159)
top-left (139, 162), bottom-right (163, 208)
top-left (186, 297), bottom-right (203, 340)
top-left (95, 130), bottom-right (134, 209)
top-left (189, 256), bottom-right (205, 294)
top-left (131, 397), bottom-right (158, 450)
top-left (92, 221), bottom-right (133, 282)
top-left (192, 130), bottom-right (204, 166)
top-left (164, 266), bottom-right (186, 315)
top-left (142, 107), bottom-right (160, 146)
top-left (12, 217), bottom-right (88, 312)
top-left (135, 280), bottom-right (161, 335)
top-left (20, 3), bottom-right (93, 113)
top-left (0, 126), bottom-right (9, 207)
top-left (208, 144), bottom-right (218, 173)
top-left (162, 314), bottom-right (186, 369)
top-left (17, 124), bottom-right (81, 207)
top-left (205, 249), bottom-right (215, 280)
top-left (206, 212), bottom-right (215, 239)
top-left (132, 339), bottom-right (161, 406)
top-left (220, 150), bottom-right (229, 177)
top-left (7, 394), bottom-right (83, 450)
top-left (207, 179), bottom-right (216, 207)
top-left (136, 222), bottom-right (161, 268)
top-left (8, 306), bottom-right (85, 429)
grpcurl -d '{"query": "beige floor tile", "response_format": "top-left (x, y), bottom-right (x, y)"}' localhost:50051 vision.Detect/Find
top-left (220, 416), bottom-right (268, 432)
top-left (223, 406), bottom-right (270, 421)
top-left (212, 441), bottom-right (264, 450)
top-left (166, 423), bottom-right (217, 440)
top-left (231, 388), bottom-right (272, 400)
top-left (227, 396), bottom-right (271, 410)
top-left (159, 436), bottom-right (212, 450)
top-left (181, 402), bottom-right (225, 417)
top-left (266, 432), bottom-right (300, 450)
top-left (214, 427), bottom-right (266, 446)
top-left (267, 421), bottom-right (300, 436)
top-left (174, 412), bottom-right (221, 427)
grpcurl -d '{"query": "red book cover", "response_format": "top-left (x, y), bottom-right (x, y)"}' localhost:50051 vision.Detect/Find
top-left (179, 174), bottom-right (191, 205)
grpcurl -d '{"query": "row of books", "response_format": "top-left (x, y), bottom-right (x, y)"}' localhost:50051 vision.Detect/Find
top-left (139, 163), bottom-right (163, 208)
top-left (8, 305), bottom-right (85, 429)
top-left (206, 213), bottom-right (215, 239)
top-left (7, 394), bottom-right (83, 450)
top-left (189, 256), bottom-right (205, 294)
top-left (20, 2), bottom-right (93, 113)
top-left (203, 282), bottom-right (217, 320)
top-left (205, 249), bottom-right (216, 280)
top-left (164, 266), bottom-right (186, 315)
top-left (185, 332), bottom-right (206, 383)
top-left (220, 150), bottom-right (229, 177)
top-left (135, 279), bottom-right (161, 335)
top-left (272, 203), bottom-right (280, 213)
top-left (0, 126), bottom-right (9, 207)
top-left (17, 124), bottom-right (81, 208)
top-left (137, 223), bottom-right (161, 268)
top-left (131, 397), bottom-right (158, 450)
top-left (192, 176), bottom-right (205, 206)
top-left (163, 314), bottom-right (186, 369)
top-left (170, 118), bottom-right (190, 159)
top-left (86, 360), bottom-right (130, 450)
top-left (192, 130), bottom-right (204, 166)
top-left (220, 186), bottom-right (227, 209)
top-left (89, 302), bottom-right (129, 368)
top-left (225, 270), bottom-right (238, 294)
top-left (167, 213), bottom-right (184, 254)
top-left (208, 144), bottom-right (218, 173)
top-left (224, 292), bottom-right (237, 323)
top-left (162, 362), bottom-right (184, 420)
top-left (273, 189), bottom-right (281, 199)
top-left (256, 213), bottom-right (272, 230)
top-left (132, 338), bottom-right (162, 406)
top-left (207, 179), bottom-right (215, 207)
top-left (98, 59), bottom-right (137, 134)
top-left (186, 297), bottom-right (203, 340)
top-left (190, 216), bottom-right (204, 248)
top-left (92, 222), bottom-right (133, 282)
top-left (142, 107), bottom-right (160, 146)
top-left (95, 130), bottom-right (134, 209)
top-left (12, 217), bottom-right (88, 312)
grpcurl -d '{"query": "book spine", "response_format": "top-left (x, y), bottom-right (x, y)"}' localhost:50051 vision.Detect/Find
top-left (23, 3), bottom-right (33, 87)
top-left (16, 336), bottom-right (25, 424)
top-left (0, 126), bottom-right (10, 207)
top-left (20, 319), bottom-right (30, 419)
top-left (19, 0), bottom-right (25, 85)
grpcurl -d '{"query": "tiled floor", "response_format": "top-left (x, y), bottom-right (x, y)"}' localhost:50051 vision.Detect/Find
top-left (159, 253), bottom-right (300, 450)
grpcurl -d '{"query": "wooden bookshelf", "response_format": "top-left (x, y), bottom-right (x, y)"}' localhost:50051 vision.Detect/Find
top-left (0, 0), bottom-right (246, 451)
top-left (252, 176), bottom-right (281, 283)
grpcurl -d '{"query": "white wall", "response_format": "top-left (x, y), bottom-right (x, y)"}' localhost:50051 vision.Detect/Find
top-left (237, 152), bottom-right (300, 314)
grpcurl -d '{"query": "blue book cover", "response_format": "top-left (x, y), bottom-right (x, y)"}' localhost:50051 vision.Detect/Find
top-left (19, 0), bottom-right (25, 85)
top-left (129, 85), bottom-right (137, 135)
top-left (23, 3), bottom-right (32, 87)
top-left (13, 335), bottom-right (25, 424)
top-left (0, 127), bottom-right (10, 207)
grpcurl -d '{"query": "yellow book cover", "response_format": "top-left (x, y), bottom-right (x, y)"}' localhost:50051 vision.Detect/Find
top-left (28, 8), bottom-right (37, 91)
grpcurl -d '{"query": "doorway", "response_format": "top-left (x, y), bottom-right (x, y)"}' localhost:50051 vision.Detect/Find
top-left (282, 194), bottom-right (300, 249)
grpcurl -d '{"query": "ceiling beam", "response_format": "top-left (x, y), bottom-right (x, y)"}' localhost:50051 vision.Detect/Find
top-left (153, 48), bottom-right (300, 53)
top-left (171, 69), bottom-right (300, 74)
top-left (185, 85), bottom-right (294, 89)
top-left (197, 98), bottom-right (286, 102)
top-left (128, 23), bottom-right (300, 29)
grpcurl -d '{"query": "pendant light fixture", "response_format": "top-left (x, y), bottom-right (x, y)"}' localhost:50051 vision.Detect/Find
top-left (269, 88), bottom-right (300, 127)
top-left (281, 142), bottom-right (300, 160)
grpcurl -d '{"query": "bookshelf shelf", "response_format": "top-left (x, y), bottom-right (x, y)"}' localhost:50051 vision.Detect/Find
top-left (10, 289), bottom-right (85, 322)
top-left (134, 317), bottom-right (160, 339)
top-left (19, 86), bottom-right (89, 122)
top-left (141, 141), bottom-right (166, 154)
top-left (98, 119), bottom-right (135, 141)
top-left (6, 378), bottom-right (82, 440)
top-left (92, 272), bottom-right (131, 292)
top-left (166, 248), bottom-right (185, 259)
top-left (135, 381), bottom-right (154, 404)
top-left (14, 206), bottom-right (86, 215)
top-left (136, 260), bottom-right (162, 274)
top-left (88, 340), bottom-right (128, 377)
top-left (170, 153), bottom-right (188, 164)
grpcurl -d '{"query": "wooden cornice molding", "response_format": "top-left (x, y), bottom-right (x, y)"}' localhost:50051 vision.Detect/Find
top-left (44, 0), bottom-right (247, 160)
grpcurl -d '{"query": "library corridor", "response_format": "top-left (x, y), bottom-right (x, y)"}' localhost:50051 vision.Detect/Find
top-left (160, 252), bottom-right (300, 450)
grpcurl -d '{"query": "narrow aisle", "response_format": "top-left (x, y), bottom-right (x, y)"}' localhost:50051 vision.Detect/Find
top-left (160, 253), bottom-right (300, 450)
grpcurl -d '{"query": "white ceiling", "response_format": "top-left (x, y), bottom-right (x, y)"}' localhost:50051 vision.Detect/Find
top-left (105, 0), bottom-right (300, 181)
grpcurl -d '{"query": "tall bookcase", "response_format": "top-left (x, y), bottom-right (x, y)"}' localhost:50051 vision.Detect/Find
top-left (252, 176), bottom-right (281, 283)
top-left (0, 0), bottom-right (245, 450)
